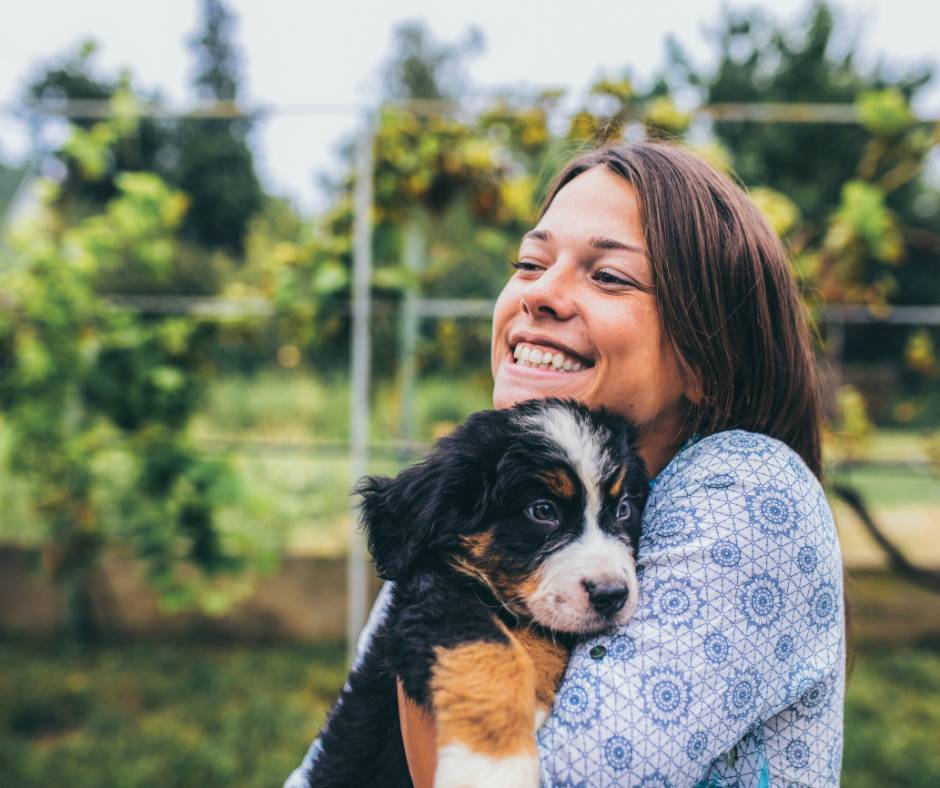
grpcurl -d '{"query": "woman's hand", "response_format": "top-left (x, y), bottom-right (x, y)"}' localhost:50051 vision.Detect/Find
top-left (397, 678), bottom-right (437, 788)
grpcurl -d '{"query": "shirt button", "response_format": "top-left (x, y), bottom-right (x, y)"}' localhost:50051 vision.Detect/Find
top-left (589, 644), bottom-right (607, 660)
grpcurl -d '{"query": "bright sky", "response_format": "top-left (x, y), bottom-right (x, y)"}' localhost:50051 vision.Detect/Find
top-left (2, 0), bottom-right (939, 213)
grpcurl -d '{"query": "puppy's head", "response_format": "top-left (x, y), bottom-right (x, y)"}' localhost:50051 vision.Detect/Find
top-left (357, 398), bottom-right (648, 634)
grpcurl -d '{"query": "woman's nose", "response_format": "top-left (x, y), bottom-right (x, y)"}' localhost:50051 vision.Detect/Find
top-left (521, 265), bottom-right (577, 320)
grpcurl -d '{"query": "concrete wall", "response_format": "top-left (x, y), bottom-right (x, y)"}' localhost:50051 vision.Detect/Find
top-left (0, 546), bottom-right (382, 641)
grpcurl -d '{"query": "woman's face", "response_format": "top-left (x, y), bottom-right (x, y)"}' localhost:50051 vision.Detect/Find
top-left (491, 166), bottom-right (690, 464)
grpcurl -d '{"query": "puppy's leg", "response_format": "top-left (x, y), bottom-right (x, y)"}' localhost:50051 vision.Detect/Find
top-left (512, 628), bottom-right (570, 731)
top-left (430, 632), bottom-right (540, 788)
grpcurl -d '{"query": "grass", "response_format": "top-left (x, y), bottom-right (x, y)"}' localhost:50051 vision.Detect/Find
top-left (0, 636), bottom-right (937, 787)
top-left (843, 644), bottom-right (940, 787)
top-left (0, 639), bottom-right (345, 788)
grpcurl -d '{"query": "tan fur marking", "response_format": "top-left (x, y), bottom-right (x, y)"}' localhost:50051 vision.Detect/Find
top-left (460, 531), bottom-right (494, 561)
top-left (540, 469), bottom-right (576, 498)
top-left (431, 637), bottom-right (537, 758)
top-left (609, 467), bottom-right (626, 498)
top-left (513, 627), bottom-right (570, 713)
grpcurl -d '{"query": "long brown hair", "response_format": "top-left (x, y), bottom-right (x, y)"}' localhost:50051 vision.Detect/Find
top-left (540, 142), bottom-right (824, 479)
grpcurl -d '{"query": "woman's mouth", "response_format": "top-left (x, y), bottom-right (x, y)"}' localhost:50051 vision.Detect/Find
top-left (511, 342), bottom-right (594, 373)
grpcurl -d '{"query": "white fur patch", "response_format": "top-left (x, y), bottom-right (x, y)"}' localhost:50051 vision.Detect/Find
top-left (527, 527), bottom-right (639, 633)
top-left (524, 405), bottom-right (613, 528)
top-left (434, 744), bottom-right (539, 788)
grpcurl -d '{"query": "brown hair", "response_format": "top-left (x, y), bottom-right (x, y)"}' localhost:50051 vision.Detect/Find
top-left (540, 142), bottom-right (823, 479)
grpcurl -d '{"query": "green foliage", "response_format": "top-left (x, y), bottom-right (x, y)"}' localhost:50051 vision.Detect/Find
top-left (0, 138), bottom-right (273, 631)
top-left (857, 88), bottom-right (917, 137)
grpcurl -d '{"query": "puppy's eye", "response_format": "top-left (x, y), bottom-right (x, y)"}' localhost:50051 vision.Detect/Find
top-left (616, 496), bottom-right (632, 521)
top-left (526, 500), bottom-right (559, 524)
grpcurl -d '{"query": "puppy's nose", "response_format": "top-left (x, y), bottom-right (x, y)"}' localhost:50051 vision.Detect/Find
top-left (583, 580), bottom-right (630, 618)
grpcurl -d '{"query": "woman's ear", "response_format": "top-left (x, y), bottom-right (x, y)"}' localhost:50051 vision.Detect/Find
top-left (681, 363), bottom-right (704, 406)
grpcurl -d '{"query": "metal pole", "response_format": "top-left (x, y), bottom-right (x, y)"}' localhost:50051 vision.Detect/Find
top-left (347, 115), bottom-right (374, 663)
top-left (398, 219), bottom-right (425, 446)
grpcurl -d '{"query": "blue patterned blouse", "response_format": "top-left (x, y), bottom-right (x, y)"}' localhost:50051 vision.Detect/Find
top-left (286, 429), bottom-right (846, 788)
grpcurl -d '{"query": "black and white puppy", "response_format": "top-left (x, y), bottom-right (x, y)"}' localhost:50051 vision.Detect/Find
top-left (310, 398), bottom-right (648, 788)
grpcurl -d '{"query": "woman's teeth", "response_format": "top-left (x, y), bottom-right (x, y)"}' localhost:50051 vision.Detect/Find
top-left (512, 343), bottom-right (585, 372)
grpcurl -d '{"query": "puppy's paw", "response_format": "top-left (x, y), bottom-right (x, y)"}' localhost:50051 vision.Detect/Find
top-left (434, 743), bottom-right (539, 788)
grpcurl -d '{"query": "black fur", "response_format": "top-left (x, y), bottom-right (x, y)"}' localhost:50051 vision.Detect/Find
top-left (308, 399), bottom-right (648, 787)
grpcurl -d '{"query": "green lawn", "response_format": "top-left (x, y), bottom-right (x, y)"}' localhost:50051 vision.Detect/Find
top-left (0, 640), bottom-right (344, 788)
top-left (1, 638), bottom-right (938, 787)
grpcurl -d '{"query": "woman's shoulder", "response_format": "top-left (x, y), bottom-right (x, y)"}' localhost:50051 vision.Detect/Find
top-left (650, 428), bottom-right (822, 506)
top-left (642, 428), bottom-right (839, 566)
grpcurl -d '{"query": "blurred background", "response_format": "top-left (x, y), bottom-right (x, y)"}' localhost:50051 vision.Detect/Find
top-left (1, 0), bottom-right (939, 785)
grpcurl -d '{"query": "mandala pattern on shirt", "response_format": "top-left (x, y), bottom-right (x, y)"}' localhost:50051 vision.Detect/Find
top-left (796, 545), bottom-right (818, 573)
top-left (644, 504), bottom-right (702, 548)
top-left (775, 633), bottom-right (795, 662)
top-left (720, 431), bottom-right (775, 457)
top-left (686, 730), bottom-right (708, 761)
top-left (703, 631), bottom-right (731, 665)
top-left (739, 572), bottom-right (784, 628)
top-left (786, 738), bottom-right (810, 769)
top-left (648, 576), bottom-right (705, 629)
top-left (745, 482), bottom-right (801, 537)
top-left (554, 669), bottom-right (602, 731)
top-left (637, 771), bottom-right (673, 788)
top-left (711, 539), bottom-right (741, 568)
top-left (787, 665), bottom-right (835, 720)
top-left (603, 735), bottom-right (632, 772)
top-left (640, 666), bottom-right (693, 730)
top-left (703, 471), bottom-right (737, 489)
top-left (607, 633), bottom-right (636, 661)
top-left (808, 580), bottom-right (839, 630)
top-left (723, 667), bottom-right (762, 721)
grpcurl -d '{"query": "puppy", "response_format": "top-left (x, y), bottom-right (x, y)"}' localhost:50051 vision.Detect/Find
top-left (310, 398), bottom-right (648, 788)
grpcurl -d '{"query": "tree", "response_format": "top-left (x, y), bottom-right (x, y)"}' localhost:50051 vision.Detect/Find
top-left (177, 0), bottom-right (262, 254)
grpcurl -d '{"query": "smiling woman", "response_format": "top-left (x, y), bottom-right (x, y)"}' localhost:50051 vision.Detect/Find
top-left (287, 142), bottom-right (844, 788)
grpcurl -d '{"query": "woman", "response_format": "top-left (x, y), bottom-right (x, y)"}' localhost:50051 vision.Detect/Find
top-left (289, 142), bottom-right (845, 787)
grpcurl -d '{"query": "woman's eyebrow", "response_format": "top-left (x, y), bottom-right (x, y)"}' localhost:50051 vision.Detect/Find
top-left (522, 229), bottom-right (645, 255)
top-left (588, 236), bottom-right (646, 254)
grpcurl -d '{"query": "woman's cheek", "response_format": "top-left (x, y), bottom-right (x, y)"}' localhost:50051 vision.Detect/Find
top-left (490, 283), bottom-right (517, 376)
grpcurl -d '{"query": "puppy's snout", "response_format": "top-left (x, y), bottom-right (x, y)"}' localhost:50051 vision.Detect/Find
top-left (582, 579), bottom-right (630, 618)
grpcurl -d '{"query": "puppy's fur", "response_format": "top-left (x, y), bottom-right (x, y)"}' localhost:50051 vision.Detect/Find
top-left (310, 398), bottom-right (648, 787)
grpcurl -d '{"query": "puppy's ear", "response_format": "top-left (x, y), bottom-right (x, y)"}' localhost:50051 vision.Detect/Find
top-left (356, 461), bottom-right (443, 581)
top-left (355, 409), bottom-right (508, 581)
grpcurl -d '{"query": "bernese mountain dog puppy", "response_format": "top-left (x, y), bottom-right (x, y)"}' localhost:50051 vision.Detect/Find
top-left (310, 398), bottom-right (648, 788)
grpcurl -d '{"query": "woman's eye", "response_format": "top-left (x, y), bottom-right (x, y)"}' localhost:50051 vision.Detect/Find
top-left (526, 500), bottom-right (559, 524)
top-left (594, 269), bottom-right (631, 286)
top-left (616, 497), bottom-right (632, 521)
top-left (512, 260), bottom-right (543, 273)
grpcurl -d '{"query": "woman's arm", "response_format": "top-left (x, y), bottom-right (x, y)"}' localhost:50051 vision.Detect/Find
top-left (398, 679), bottom-right (436, 787)
top-left (536, 430), bottom-right (846, 786)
